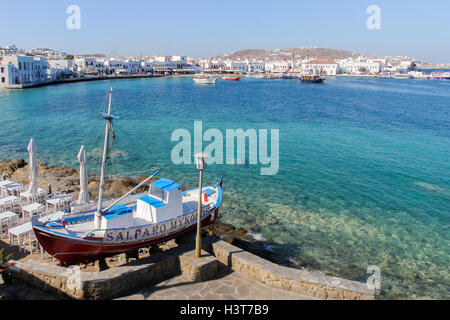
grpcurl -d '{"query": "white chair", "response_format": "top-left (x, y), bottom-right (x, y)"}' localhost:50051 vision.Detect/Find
top-left (24, 232), bottom-right (39, 254)
top-left (0, 217), bottom-right (10, 238)
top-left (4, 200), bottom-right (13, 212)
top-left (9, 214), bottom-right (19, 227)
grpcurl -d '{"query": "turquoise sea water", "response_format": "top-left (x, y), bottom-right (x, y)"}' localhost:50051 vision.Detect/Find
top-left (0, 77), bottom-right (449, 299)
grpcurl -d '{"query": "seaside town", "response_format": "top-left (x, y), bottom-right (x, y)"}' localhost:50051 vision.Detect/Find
top-left (1, 44), bottom-right (450, 89)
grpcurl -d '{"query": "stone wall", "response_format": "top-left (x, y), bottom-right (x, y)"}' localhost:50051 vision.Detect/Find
top-left (3, 239), bottom-right (376, 300)
top-left (3, 248), bottom-right (181, 300)
top-left (210, 240), bottom-right (375, 300)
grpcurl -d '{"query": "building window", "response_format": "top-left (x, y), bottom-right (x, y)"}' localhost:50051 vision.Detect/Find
top-left (1, 77), bottom-right (5, 83)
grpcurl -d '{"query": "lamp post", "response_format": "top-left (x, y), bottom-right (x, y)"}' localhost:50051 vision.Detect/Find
top-left (194, 152), bottom-right (209, 258)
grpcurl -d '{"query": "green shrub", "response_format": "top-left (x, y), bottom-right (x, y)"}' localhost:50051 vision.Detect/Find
top-left (0, 248), bottom-right (14, 273)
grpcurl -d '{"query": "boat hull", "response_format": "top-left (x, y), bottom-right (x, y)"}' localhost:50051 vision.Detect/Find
top-left (33, 207), bottom-right (220, 265)
top-left (193, 78), bottom-right (217, 84)
top-left (225, 77), bottom-right (241, 81)
top-left (300, 77), bottom-right (324, 83)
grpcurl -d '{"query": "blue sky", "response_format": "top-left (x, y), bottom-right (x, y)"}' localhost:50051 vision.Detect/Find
top-left (1, 0), bottom-right (449, 63)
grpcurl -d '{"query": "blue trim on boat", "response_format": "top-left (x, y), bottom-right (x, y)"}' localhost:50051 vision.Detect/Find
top-left (213, 182), bottom-right (222, 209)
top-left (204, 188), bottom-right (216, 196)
top-left (151, 178), bottom-right (181, 191)
top-left (138, 195), bottom-right (166, 208)
top-left (34, 226), bottom-right (83, 239)
top-left (47, 221), bottom-right (64, 228)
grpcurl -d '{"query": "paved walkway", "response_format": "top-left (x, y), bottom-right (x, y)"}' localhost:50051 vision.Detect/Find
top-left (115, 268), bottom-right (317, 300)
top-left (0, 276), bottom-right (62, 300)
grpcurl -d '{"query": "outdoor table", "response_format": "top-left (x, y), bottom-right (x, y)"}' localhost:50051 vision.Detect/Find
top-left (8, 222), bottom-right (33, 253)
top-left (20, 188), bottom-right (47, 204)
top-left (46, 194), bottom-right (73, 210)
top-left (0, 211), bottom-right (19, 222)
top-left (3, 183), bottom-right (23, 196)
top-left (22, 203), bottom-right (45, 221)
top-left (0, 195), bottom-right (20, 212)
top-left (0, 180), bottom-right (14, 188)
top-left (0, 210), bottom-right (19, 237)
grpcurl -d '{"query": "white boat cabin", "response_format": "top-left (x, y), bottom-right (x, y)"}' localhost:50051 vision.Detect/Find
top-left (136, 178), bottom-right (182, 223)
top-left (100, 178), bottom-right (182, 229)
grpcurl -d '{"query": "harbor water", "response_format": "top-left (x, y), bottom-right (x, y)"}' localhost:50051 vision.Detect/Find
top-left (0, 76), bottom-right (449, 299)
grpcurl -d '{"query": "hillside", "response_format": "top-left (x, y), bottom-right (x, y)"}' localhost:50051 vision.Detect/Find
top-left (209, 47), bottom-right (361, 61)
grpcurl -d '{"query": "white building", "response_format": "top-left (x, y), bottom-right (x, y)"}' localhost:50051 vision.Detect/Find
top-left (185, 59), bottom-right (202, 73)
top-left (0, 45), bottom-right (20, 56)
top-left (75, 57), bottom-right (106, 75)
top-left (338, 57), bottom-right (382, 74)
top-left (142, 61), bottom-right (154, 73)
top-left (105, 59), bottom-right (126, 75)
top-left (0, 55), bottom-right (47, 87)
top-left (265, 60), bottom-right (291, 73)
top-left (147, 56), bottom-right (191, 73)
top-left (170, 56), bottom-right (187, 69)
top-left (303, 60), bottom-right (339, 75)
top-left (247, 61), bottom-right (265, 73)
top-left (207, 60), bottom-right (226, 72)
top-left (124, 60), bottom-right (142, 74)
top-left (224, 61), bottom-right (248, 73)
top-left (47, 59), bottom-right (75, 80)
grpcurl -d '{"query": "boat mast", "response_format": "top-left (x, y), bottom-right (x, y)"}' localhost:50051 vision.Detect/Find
top-left (95, 87), bottom-right (114, 229)
top-left (292, 49), bottom-right (295, 73)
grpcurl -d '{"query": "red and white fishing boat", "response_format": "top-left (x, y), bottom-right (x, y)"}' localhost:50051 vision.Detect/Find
top-left (31, 88), bottom-right (223, 265)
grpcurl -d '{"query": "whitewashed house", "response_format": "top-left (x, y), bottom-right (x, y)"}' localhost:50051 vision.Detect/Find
top-left (223, 61), bottom-right (248, 73)
top-left (124, 60), bottom-right (142, 74)
top-left (338, 57), bottom-right (382, 74)
top-left (171, 56), bottom-right (187, 69)
top-left (0, 45), bottom-right (20, 56)
top-left (142, 60), bottom-right (154, 73)
top-left (75, 57), bottom-right (106, 75)
top-left (209, 60), bottom-right (226, 72)
top-left (247, 61), bottom-right (265, 73)
top-left (0, 55), bottom-right (48, 87)
top-left (47, 59), bottom-right (75, 80)
top-left (265, 60), bottom-right (291, 73)
top-left (185, 59), bottom-right (202, 73)
top-left (105, 59), bottom-right (126, 75)
top-left (303, 60), bottom-right (339, 75)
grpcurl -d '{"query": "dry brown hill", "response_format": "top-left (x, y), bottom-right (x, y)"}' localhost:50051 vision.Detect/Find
top-left (209, 47), bottom-right (360, 61)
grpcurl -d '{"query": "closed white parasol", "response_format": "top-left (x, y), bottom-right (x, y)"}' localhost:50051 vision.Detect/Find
top-left (77, 145), bottom-right (90, 204)
top-left (27, 138), bottom-right (38, 196)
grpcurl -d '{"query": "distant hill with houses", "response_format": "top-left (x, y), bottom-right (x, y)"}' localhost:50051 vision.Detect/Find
top-left (208, 48), bottom-right (363, 61)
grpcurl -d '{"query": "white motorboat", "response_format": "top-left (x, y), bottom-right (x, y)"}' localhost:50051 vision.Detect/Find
top-left (193, 74), bottom-right (218, 84)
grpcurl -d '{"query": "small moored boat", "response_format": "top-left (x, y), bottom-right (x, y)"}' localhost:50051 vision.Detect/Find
top-left (193, 74), bottom-right (218, 84)
top-left (224, 77), bottom-right (241, 81)
top-left (300, 68), bottom-right (325, 83)
top-left (300, 75), bottom-right (325, 83)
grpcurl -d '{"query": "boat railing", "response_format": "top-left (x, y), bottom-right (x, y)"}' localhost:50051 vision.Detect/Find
top-left (83, 202), bottom-right (216, 236)
top-left (70, 193), bottom-right (145, 214)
